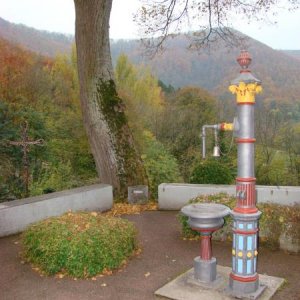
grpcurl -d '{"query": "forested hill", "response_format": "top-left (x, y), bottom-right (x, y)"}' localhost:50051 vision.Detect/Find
top-left (111, 35), bottom-right (300, 103)
top-left (281, 50), bottom-right (300, 61)
top-left (0, 17), bottom-right (73, 57)
top-left (1, 17), bottom-right (300, 104)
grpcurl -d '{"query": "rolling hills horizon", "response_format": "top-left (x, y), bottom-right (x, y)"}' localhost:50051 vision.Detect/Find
top-left (1, 17), bottom-right (300, 108)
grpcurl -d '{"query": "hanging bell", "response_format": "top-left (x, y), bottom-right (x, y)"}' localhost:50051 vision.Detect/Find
top-left (213, 146), bottom-right (220, 157)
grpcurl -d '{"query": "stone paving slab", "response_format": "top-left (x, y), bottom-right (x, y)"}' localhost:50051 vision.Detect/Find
top-left (155, 266), bottom-right (285, 300)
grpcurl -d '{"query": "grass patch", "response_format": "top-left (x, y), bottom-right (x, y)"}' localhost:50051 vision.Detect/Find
top-left (178, 193), bottom-right (300, 250)
top-left (21, 212), bottom-right (138, 278)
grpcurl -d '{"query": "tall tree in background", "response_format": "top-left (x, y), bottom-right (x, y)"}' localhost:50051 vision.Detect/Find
top-left (73, 0), bottom-right (299, 195)
top-left (74, 0), bottom-right (146, 196)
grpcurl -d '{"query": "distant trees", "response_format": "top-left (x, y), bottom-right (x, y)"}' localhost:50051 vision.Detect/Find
top-left (255, 102), bottom-right (282, 184)
top-left (254, 100), bottom-right (300, 186)
top-left (157, 86), bottom-right (217, 179)
top-left (115, 54), bottom-right (163, 138)
top-left (0, 38), bottom-right (97, 201)
top-left (276, 123), bottom-right (300, 185)
top-left (115, 55), bottom-right (182, 196)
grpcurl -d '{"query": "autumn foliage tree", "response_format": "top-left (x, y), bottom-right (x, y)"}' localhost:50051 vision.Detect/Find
top-left (0, 38), bottom-right (97, 200)
top-left (115, 54), bottom-right (164, 139)
top-left (115, 55), bottom-right (182, 196)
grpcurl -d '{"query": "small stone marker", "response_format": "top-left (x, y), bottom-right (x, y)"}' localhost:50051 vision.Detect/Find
top-left (128, 185), bottom-right (148, 204)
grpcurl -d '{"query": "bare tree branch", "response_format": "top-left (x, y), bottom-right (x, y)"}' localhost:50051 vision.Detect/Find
top-left (135, 0), bottom-right (300, 55)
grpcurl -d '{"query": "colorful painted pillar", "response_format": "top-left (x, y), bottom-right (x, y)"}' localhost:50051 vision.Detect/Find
top-left (228, 51), bottom-right (265, 297)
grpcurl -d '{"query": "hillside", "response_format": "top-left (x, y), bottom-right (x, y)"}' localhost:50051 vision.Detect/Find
top-left (1, 17), bottom-right (300, 106)
top-left (0, 17), bottom-right (73, 57)
top-left (111, 35), bottom-right (300, 105)
top-left (281, 50), bottom-right (300, 61)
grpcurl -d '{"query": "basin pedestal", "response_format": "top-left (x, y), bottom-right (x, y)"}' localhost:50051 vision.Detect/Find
top-left (194, 253), bottom-right (217, 282)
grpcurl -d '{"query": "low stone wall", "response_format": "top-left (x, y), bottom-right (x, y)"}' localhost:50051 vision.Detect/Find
top-left (163, 183), bottom-right (300, 253)
top-left (158, 183), bottom-right (300, 210)
top-left (0, 184), bottom-right (113, 237)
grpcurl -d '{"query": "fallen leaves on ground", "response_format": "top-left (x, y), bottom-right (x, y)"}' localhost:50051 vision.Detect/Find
top-left (29, 265), bottom-right (48, 277)
top-left (104, 202), bottom-right (158, 217)
top-left (144, 272), bottom-right (151, 277)
top-left (135, 248), bottom-right (142, 256)
top-left (102, 268), bottom-right (113, 276)
top-left (182, 236), bottom-right (200, 241)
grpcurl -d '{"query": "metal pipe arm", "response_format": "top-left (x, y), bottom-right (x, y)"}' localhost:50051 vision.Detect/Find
top-left (202, 122), bottom-right (234, 159)
top-left (202, 124), bottom-right (220, 159)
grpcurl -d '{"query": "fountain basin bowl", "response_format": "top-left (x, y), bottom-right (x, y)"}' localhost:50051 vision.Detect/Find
top-left (181, 203), bottom-right (231, 231)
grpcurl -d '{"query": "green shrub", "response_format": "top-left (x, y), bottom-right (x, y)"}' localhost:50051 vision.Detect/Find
top-left (30, 161), bottom-right (75, 196)
top-left (141, 130), bottom-right (182, 198)
top-left (189, 159), bottom-right (234, 184)
top-left (22, 212), bottom-right (137, 278)
top-left (178, 193), bottom-right (300, 250)
top-left (259, 203), bottom-right (300, 250)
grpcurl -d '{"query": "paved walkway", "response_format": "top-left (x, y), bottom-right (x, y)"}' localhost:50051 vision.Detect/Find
top-left (0, 211), bottom-right (299, 300)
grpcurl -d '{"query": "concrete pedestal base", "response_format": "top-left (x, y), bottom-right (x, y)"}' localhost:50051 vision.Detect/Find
top-left (228, 276), bottom-right (266, 299)
top-left (154, 265), bottom-right (284, 300)
top-left (194, 256), bottom-right (216, 282)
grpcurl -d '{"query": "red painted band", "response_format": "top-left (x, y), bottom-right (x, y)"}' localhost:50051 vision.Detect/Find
top-left (233, 229), bottom-right (258, 235)
top-left (233, 207), bottom-right (258, 213)
top-left (236, 138), bottom-right (256, 143)
top-left (236, 177), bottom-right (256, 182)
top-left (237, 102), bottom-right (255, 105)
top-left (240, 70), bottom-right (251, 73)
top-left (230, 273), bottom-right (258, 282)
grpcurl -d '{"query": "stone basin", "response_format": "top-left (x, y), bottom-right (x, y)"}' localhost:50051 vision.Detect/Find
top-left (181, 203), bottom-right (230, 231)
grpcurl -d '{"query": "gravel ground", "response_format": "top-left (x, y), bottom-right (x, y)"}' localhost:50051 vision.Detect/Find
top-left (0, 211), bottom-right (299, 300)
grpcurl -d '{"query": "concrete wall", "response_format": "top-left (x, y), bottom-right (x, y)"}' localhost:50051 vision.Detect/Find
top-left (0, 184), bottom-right (113, 237)
top-left (158, 183), bottom-right (300, 210)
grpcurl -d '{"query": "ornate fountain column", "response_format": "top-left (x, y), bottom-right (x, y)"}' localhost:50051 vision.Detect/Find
top-left (228, 51), bottom-right (265, 297)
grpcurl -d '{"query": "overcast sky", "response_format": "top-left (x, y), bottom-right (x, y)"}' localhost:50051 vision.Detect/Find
top-left (0, 0), bottom-right (299, 50)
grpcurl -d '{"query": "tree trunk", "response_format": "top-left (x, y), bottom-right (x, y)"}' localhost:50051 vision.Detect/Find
top-left (74, 0), bottom-right (147, 197)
